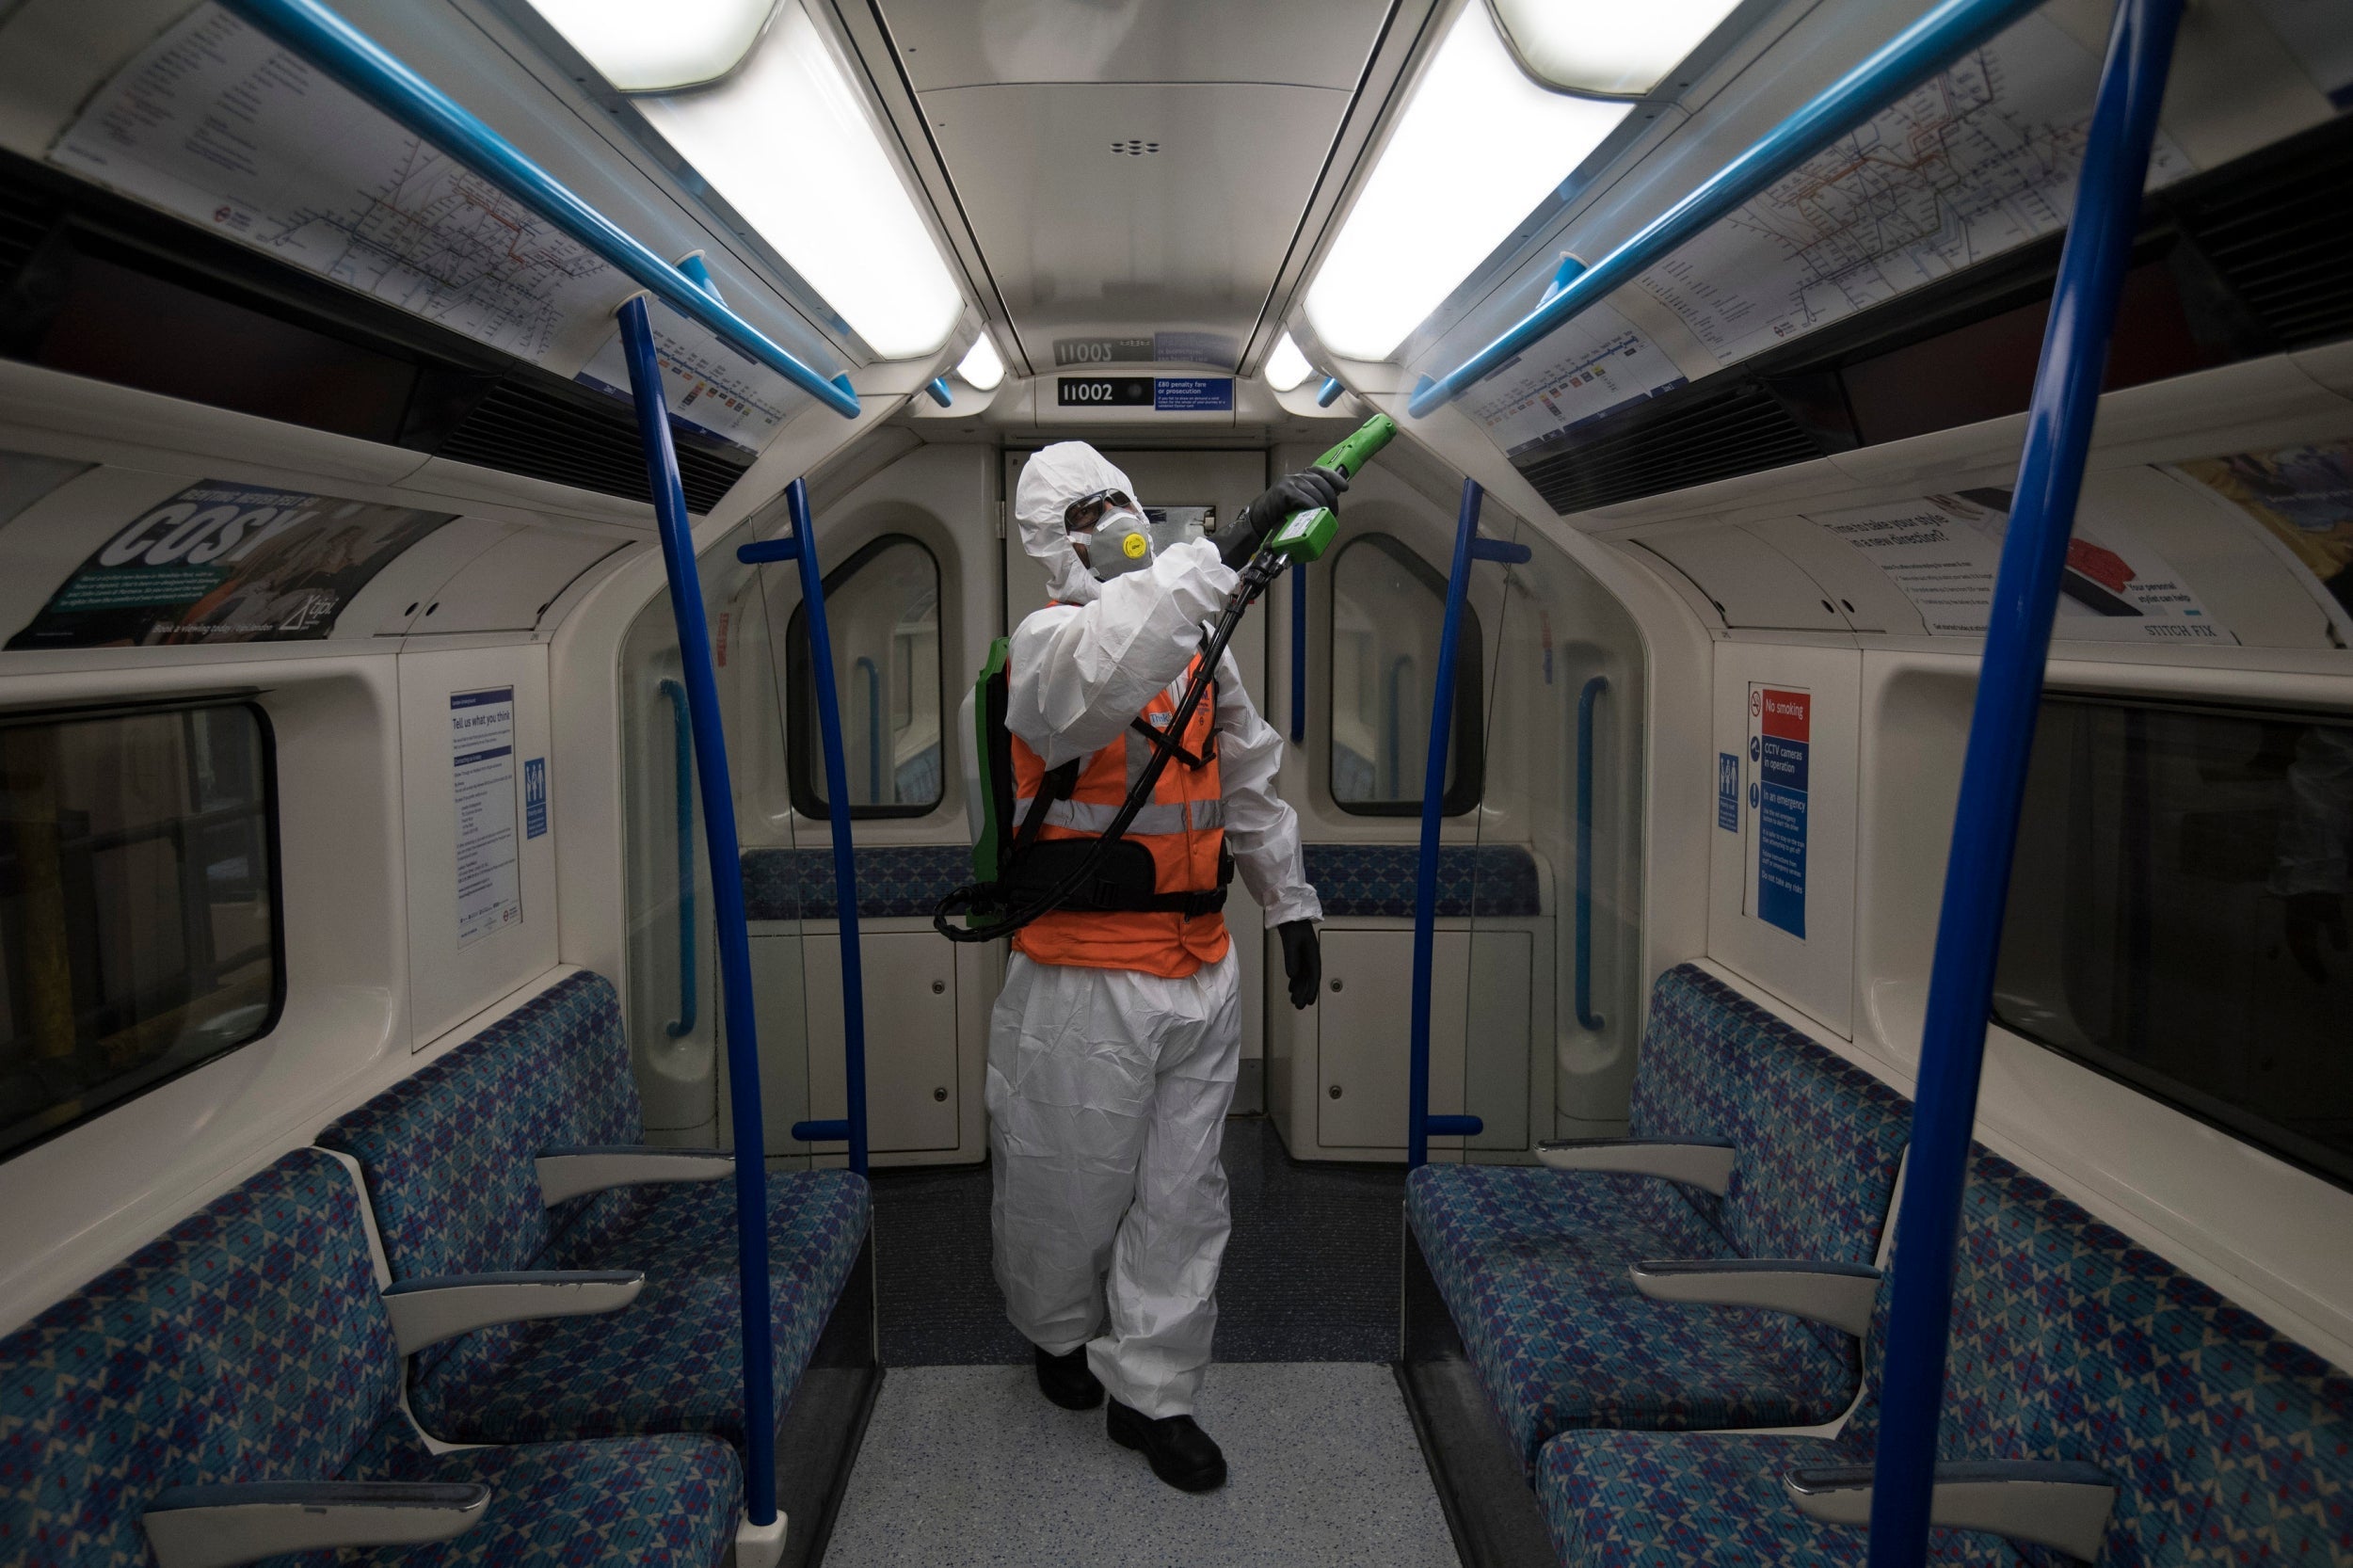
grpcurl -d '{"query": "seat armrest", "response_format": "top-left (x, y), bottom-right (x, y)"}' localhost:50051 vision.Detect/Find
top-left (536, 1145), bottom-right (732, 1207)
top-left (380, 1271), bottom-right (643, 1356)
top-left (1785, 1461), bottom-right (2116, 1560)
top-left (144, 1481), bottom-right (489, 1568)
top-left (1629, 1258), bottom-right (1881, 1336)
top-left (1534, 1138), bottom-right (1737, 1194)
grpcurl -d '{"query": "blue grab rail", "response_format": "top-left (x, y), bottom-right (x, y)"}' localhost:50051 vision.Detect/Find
top-left (1407, 483), bottom-right (1530, 1166)
top-left (216, 0), bottom-right (862, 419)
top-left (1407, 0), bottom-right (2044, 417)
top-left (742, 488), bottom-right (872, 1176)
top-left (1864, 0), bottom-right (2185, 1561)
top-left (660, 679), bottom-right (697, 1039)
top-left (616, 297), bottom-right (778, 1526)
top-left (1574, 676), bottom-right (1607, 1032)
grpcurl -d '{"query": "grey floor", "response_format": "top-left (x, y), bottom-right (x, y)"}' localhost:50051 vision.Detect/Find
top-left (822, 1363), bottom-right (1460, 1568)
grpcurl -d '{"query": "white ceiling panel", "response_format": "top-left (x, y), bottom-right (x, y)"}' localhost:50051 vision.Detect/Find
top-left (878, 0), bottom-right (1390, 91)
top-left (920, 82), bottom-right (1350, 356)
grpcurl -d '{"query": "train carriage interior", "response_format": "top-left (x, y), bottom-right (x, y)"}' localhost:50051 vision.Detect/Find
top-left (0, 0), bottom-right (2348, 1562)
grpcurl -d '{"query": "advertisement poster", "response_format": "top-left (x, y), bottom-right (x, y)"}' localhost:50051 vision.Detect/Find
top-left (2168, 440), bottom-right (2353, 626)
top-left (1744, 687), bottom-right (1811, 939)
top-left (452, 688), bottom-right (522, 948)
top-left (8, 481), bottom-right (454, 649)
top-left (1806, 487), bottom-right (2232, 641)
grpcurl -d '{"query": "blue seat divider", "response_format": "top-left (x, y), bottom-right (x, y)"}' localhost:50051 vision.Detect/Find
top-left (0, 1147), bottom-right (740, 1568)
top-left (1537, 1143), bottom-right (2353, 1565)
top-left (314, 969), bottom-right (870, 1448)
top-left (1305, 842), bottom-right (1544, 919)
top-left (1406, 964), bottom-right (1911, 1469)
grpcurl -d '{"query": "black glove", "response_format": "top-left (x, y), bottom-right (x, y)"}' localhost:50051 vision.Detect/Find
top-left (1223, 466), bottom-right (1349, 568)
top-left (1277, 919), bottom-right (1321, 1010)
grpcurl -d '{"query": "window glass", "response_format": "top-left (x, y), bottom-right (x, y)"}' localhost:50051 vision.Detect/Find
top-left (1995, 696), bottom-right (2353, 1191)
top-left (0, 702), bottom-right (279, 1160)
top-left (1329, 534), bottom-right (1482, 814)
top-left (790, 536), bottom-right (943, 818)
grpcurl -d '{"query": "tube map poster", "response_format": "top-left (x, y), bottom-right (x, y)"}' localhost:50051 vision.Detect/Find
top-left (8, 480), bottom-right (454, 648)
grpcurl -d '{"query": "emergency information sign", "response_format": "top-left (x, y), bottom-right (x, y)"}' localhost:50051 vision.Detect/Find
top-left (1744, 686), bottom-right (1810, 939)
top-left (452, 687), bottom-right (522, 948)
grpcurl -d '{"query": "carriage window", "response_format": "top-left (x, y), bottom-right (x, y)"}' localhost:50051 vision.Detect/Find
top-left (788, 536), bottom-right (943, 819)
top-left (0, 702), bottom-right (280, 1160)
top-left (1328, 534), bottom-right (1483, 815)
top-left (1995, 696), bottom-right (2353, 1192)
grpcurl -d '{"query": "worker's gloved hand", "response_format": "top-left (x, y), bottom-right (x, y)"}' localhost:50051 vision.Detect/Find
top-left (1223, 466), bottom-right (1349, 568)
top-left (1277, 920), bottom-right (1321, 1010)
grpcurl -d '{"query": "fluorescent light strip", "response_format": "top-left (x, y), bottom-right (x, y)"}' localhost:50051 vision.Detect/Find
top-left (632, 3), bottom-right (965, 359)
top-left (1305, 5), bottom-right (1630, 362)
top-left (531, 0), bottom-right (778, 93)
top-left (956, 333), bottom-right (1004, 391)
top-left (1264, 333), bottom-right (1314, 392)
top-left (1490, 0), bottom-right (1746, 97)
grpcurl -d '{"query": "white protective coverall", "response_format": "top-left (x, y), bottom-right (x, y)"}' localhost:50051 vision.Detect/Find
top-left (990, 441), bottom-right (1321, 1418)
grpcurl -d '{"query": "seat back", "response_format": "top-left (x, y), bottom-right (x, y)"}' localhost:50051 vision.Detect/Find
top-left (0, 1149), bottom-right (404, 1567)
top-left (1847, 1146), bottom-right (2353, 1563)
top-left (317, 971), bottom-right (643, 1283)
top-left (1629, 966), bottom-right (1911, 1268)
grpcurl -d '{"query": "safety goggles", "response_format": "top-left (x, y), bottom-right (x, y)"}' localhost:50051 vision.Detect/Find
top-left (1062, 488), bottom-right (1137, 534)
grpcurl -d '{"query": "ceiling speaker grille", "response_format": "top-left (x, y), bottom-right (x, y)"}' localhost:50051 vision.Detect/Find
top-left (1110, 138), bottom-right (1160, 156)
top-left (2177, 124), bottom-right (2353, 351)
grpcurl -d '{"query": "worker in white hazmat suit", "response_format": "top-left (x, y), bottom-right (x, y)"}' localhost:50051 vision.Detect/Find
top-left (989, 440), bottom-right (1337, 1491)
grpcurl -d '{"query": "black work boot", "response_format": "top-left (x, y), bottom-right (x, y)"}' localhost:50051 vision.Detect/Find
top-left (1106, 1398), bottom-right (1227, 1492)
top-left (1033, 1344), bottom-right (1104, 1410)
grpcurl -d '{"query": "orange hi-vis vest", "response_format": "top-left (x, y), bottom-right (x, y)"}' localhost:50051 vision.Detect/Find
top-left (1008, 653), bottom-right (1229, 977)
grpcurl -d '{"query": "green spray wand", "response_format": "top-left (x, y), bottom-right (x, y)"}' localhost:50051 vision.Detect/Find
top-left (935, 412), bottom-right (1400, 941)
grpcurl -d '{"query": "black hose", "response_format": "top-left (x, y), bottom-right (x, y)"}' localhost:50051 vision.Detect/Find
top-left (933, 551), bottom-right (1283, 943)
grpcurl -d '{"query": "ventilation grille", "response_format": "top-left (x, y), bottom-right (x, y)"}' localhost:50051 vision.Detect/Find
top-left (435, 381), bottom-right (748, 514)
top-left (1110, 138), bottom-right (1160, 156)
top-left (0, 184), bottom-right (56, 281)
top-left (1515, 382), bottom-right (1825, 517)
top-left (2179, 124), bottom-right (2353, 351)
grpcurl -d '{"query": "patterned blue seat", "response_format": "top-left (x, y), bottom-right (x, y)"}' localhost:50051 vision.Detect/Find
top-left (1538, 1145), bottom-right (2353, 1566)
top-left (315, 970), bottom-right (870, 1448)
top-left (1407, 965), bottom-right (1911, 1469)
top-left (0, 1149), bottom-right (739, 1568)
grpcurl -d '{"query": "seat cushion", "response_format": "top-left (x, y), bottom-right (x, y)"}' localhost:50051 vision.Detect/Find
top-left (1537, 1430), bottom-right (2013, 1568)
top-left (408, 1169), bottom-right (871, 1447)
top-left (345, 1431), bottom-right (742, 1568)
top-left (1408, 1165), bottom-right (1858, 1469)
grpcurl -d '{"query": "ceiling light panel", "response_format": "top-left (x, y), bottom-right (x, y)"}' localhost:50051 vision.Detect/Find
top-left (631, 2), bottom-right (967, 359)
top-left (1304, 5), bottom-right (1630, 362)
top-left (530, 0), bottom-right (780, 93)
top-left (1489, 0), bottom-right (1748, 97)
top-left (1264, 332), bottom-right (1313, 392)
top-left (956, 333), bottom-right (1004, 391)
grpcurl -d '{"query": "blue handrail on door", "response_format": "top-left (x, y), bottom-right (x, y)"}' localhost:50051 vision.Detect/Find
top-left (854, 657), bottom-right (884, 803)
top-left (616, 297), bottom-right (779, 1527)
top-left (1406, 482), bottom-right (1530, 1167)
top-left (1575, 676), bottom-right (1607, 1032)
top-left (1289, 557), bottom-right (1308, 744)
top-left (742, 487), bottom-right (872, 1178)
top-left (1406, 0), bottom-right (2046, 418)
top-left (660, 679), bottom-right (697, 1039)
top-left (1864, 0), bottom-right (2185, 1561)
top-left (216, 0), bottom-right (861, 419)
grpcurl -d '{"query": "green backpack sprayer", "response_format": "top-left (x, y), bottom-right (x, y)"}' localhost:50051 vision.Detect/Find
top-left (934, 413), bottom-right (1398, 943)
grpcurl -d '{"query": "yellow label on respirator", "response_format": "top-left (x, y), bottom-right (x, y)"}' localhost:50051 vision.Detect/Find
top-left (1122, 531), bottom-right (1149, 559)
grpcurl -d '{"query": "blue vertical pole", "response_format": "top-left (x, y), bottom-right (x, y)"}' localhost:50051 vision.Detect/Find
top-left (616, 296), bottom-right (777, 1523)
top-left (1409, 479), bottom-right (1514, 1164)
top-left (1574, 676), bottom-right (1607, 1031)
top-left (1865, 0), bottom-right (2184, 1561)
top-left (781, 482), bottom-right (872, 1177)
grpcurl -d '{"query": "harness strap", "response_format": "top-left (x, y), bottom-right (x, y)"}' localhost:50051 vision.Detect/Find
top-left (1009, 758), bottom-right (1079, 859)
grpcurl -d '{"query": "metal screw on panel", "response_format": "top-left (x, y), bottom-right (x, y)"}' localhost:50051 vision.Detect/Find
top-left (1329, 977), bottom-right (1343, 992)
top-left (933, 1087), bottom-right (948, 1102)
top-left (931, 980), bottom-right (945, 994)
top-left (1328, 1084), bottom-right (1343, 1098)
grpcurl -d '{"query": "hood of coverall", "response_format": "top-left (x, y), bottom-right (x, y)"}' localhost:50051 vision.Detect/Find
top-left (1014, 441), bottom-right (1142, 607)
